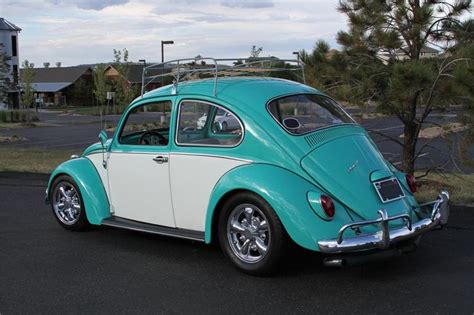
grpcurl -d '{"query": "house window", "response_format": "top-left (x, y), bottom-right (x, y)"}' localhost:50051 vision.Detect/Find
top-left (11, 36), bottom-right (17, 57)
top-left (13, 65), bottom-right (18, 84)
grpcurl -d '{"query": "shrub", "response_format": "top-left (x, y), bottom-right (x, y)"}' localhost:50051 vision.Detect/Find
top-left (0, 110), bottom-right (39, 123)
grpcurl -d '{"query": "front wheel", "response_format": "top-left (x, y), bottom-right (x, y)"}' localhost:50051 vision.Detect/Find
top-left (218, 192), bottom-right (288, 275)
top-left (50, 175), bottom-right (89, 231)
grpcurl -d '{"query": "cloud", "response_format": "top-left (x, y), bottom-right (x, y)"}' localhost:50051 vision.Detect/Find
top-left (9, 0), bottom-right (347, 66)
top-left (48, 0), bottom-right (130, 10)
top-left (220, 0), bottom-right (273, 9)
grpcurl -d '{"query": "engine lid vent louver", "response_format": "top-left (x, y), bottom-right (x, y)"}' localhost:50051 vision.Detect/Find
top-left (304, 125), bottom-right (366, 148)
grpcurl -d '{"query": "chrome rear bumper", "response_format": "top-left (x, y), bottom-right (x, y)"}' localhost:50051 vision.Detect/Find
top-left (318, 191), bottom-right (449, 254)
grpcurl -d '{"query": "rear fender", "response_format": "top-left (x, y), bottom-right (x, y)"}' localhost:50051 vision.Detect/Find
top-left (46, 157), bottom-right (110, 225)
top-left (205, 164), bottom-right (354, 251)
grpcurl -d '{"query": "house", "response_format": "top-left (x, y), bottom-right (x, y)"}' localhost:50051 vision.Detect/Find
top-left (104, 63), bottom-right (172, 92)
top-left (379, 45), bottom-right (440, 63)
top-left (325, 49), bottom-right (339, 59)
top-left (419, 46), bottom-right (440, 58)
top-left (20, 66), bottom-right (93, 106)
top-left (0, 17), bottom-right (21, 109)
top-left (395, 46), bottom-right (440, 60)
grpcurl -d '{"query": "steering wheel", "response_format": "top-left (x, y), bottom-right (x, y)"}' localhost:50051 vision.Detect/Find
top-left (183, 126), bottom-right (197, 132)
top-left (139, 130), bottom-right (168, 145)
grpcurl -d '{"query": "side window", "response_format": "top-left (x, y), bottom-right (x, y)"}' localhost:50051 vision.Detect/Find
top-left (176, 100), bottom-right (243, 146)
top-left (119, 101), bottom-right (172, 146)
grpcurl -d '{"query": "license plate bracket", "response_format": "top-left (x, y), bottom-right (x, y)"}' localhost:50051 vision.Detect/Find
top-left (373, 177), bottom-right (405, 203)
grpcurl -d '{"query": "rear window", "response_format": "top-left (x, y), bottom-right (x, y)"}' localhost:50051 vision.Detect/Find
top-left (268, 94), bottom-right (354, 135)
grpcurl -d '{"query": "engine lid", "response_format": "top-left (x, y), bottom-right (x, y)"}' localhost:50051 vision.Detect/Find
top-left (301, 133), bottom-right (411, 220)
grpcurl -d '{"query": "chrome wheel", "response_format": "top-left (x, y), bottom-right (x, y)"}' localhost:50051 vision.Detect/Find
top-left (52, 182), bottom-right (81, 225)
top-left (227, 204), bottom-right (270, 263)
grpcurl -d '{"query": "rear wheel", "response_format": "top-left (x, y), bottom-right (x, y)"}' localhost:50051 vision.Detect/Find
top-left (218, 192), bottom-right (288, 275)
top-left (50, 175), bottom-right (89, 231)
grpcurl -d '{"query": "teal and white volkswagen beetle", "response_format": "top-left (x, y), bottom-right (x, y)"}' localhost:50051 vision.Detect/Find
top-left (46, 58), bottom-right (449, 275)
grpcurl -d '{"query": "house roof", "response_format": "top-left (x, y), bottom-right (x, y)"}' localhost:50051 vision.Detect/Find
top-left (420, 46), bottom-right (439, 53)
top-left (128, 64), bottom-right (147, 83)
top-left (31, 82), bottom-right (72, 93)
top-left (20, 66), bottom-right (92, 84)
top-left (19, 66), bottom-right (92, 92)
top-left (105, 64), bottom-right (174, 83)
top-left (396, 45), bottom-right (439, 54)
top-left (0, 18), bottom-right (21, 31)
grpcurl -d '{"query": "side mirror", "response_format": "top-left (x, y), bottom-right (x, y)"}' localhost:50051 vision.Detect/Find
top-left (99, 130), bottom-right (108, 148)
top-left (213, 121), bottom-right (224, 133)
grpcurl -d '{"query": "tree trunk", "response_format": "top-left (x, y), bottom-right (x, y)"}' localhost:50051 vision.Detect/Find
top-left (402, 124), bottom-right (417, 174)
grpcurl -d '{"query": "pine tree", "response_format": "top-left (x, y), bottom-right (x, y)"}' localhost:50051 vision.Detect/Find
top-left (336, 0), bottom-right (472, 174)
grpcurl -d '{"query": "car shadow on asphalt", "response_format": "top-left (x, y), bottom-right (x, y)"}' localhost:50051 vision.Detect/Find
top-left (89, 224), bottom-right (430, 280)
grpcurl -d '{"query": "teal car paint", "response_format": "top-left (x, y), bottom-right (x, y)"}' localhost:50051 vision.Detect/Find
top-left (47, 157), bottom-right (110, 225)
top-left (46, 68), bottom-right (449, 271)
top-left (204, 163), bottom-right (354, 250)
top-left (300, 131), bottom-right (415, 220)
top-left (82, 140), bottom-right (110, 156)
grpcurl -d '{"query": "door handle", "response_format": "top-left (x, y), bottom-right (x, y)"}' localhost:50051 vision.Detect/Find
top-left (153, 156), bottom-right (169, 164)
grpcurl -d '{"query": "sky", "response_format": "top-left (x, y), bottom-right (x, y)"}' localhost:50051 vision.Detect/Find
top-left (1, 0), bottom-right (348, 67)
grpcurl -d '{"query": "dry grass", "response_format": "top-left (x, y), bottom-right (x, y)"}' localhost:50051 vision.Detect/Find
top-left (415, 172), bottom-right (474, 206)
top-left (0, 148), bottom-right (76, 173)
top-left (0, 135), bottom-right (26, 143)
top-left (0, 122), bottom-right (58, 130)
top-left (399, 122), bottom-right (468, 139)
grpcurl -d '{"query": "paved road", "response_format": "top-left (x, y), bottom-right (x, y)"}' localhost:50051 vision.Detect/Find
top-left (1, 173), bottom-right (473, 314)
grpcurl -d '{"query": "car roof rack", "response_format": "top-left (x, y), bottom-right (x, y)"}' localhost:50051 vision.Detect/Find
top-left (141, 57), bottom-right (305, 97)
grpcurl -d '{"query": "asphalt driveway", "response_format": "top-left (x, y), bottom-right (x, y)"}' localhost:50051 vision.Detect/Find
top-left (0, 173), bottom-right (473, 314)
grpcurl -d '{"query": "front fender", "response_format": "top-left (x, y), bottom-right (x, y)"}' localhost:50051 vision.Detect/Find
top-left (46, 157), bottom-right (110, 225)
top-left (205, 163), bottom-right (353, 251)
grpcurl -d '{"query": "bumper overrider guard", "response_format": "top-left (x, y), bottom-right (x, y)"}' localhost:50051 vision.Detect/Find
top-left (318, 191), bottom-right (450, 260)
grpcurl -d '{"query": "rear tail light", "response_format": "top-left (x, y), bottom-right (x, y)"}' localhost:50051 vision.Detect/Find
top-left (321, 195), bottom-right (335, 218)
top-left (406, 174), bottom-right (417, 193)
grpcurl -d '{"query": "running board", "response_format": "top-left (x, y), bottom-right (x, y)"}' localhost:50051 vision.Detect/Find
top-left (101, 217), bottom-right (205, 242)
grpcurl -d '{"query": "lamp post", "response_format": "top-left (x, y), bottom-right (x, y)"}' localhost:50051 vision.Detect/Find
top-left (161, 40), bottom-right (174, 63)
top-left (292, 51), bottom-right (299, 64)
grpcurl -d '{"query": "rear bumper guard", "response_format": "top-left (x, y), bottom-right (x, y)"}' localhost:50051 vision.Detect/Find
top-left (318, 191), bottom-right (450, 254)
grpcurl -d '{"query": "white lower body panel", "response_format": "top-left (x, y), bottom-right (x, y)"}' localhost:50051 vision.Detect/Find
top-left (169, 153), bottom-right (249, 231)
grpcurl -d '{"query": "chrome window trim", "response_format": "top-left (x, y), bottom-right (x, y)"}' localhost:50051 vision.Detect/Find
top-left (265, 93), bottom-right (357, 137)
top-left (106, 150), bottom-right (170, 155)
top-left (170, 152), bottom-right (253, 163)
top-left (175, 99), bottom-right (245, 148)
